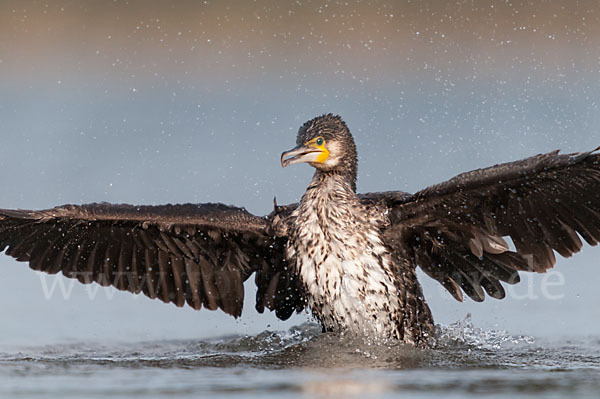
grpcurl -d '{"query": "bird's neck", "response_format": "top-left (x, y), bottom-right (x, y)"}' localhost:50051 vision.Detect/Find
top-left (311, 169), bottom-right (357, 195)
top-left (296, 171), bottom-right (357, 218)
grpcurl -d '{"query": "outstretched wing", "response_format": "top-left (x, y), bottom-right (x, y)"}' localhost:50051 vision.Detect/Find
top-left (363, 147), bottom-right (600, 302)
top-left (0, 202), bottom-right (303, 319)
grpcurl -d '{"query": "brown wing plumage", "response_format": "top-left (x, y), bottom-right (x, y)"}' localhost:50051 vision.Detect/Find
top-left (0, 202), bottom-right (304, 320)
top-left (364, 147), bottom-right (600, 302)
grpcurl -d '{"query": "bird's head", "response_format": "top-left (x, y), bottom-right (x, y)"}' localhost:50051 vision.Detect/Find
top-left (281, 114), bottom-right (358, 178)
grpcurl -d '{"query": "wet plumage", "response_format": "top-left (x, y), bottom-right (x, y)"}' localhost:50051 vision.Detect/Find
top-left (1, 114), bottom-right (599, 347)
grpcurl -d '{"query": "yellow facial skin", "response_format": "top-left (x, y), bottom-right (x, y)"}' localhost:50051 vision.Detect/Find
top-left (305, 136), bottom-right (330, 163)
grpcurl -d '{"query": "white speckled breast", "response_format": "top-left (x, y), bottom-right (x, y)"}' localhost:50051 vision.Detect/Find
top-left (286, 173), bottom-right (403, 338)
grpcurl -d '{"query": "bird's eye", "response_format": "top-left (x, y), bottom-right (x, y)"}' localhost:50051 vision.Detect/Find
top-left (316, 137), bottom-right (324, 146)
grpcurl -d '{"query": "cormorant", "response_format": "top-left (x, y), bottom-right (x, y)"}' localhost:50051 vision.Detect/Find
top-left (1, 114), bottom-right (599, 346)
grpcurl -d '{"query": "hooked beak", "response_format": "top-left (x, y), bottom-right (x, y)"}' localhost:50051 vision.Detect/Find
top-left (281, 145), bottom-right (323, 168)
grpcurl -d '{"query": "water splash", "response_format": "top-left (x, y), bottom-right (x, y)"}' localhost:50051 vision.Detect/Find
top-left (208, 322), bottom-right (322, 355)
top-left (0, 317), bottom-right (539, 366)
top-left (434, 314), bottom-right (535, 350)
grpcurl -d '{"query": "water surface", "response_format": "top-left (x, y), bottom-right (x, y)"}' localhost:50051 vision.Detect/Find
top-left (2, 317), bottom-right (598, 399)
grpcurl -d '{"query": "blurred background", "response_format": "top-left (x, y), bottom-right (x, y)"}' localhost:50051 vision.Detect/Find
top-left (0, 0), bottom-right (599, 346)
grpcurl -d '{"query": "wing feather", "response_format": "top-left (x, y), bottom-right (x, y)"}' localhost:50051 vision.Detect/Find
top-left (0, 202), bottom-right (304, 319)
top-left (365, 147), bottom-right (600, 301)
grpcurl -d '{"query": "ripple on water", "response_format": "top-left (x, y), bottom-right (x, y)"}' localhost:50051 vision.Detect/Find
top-left (1, 318), bottom-right (599, 398)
